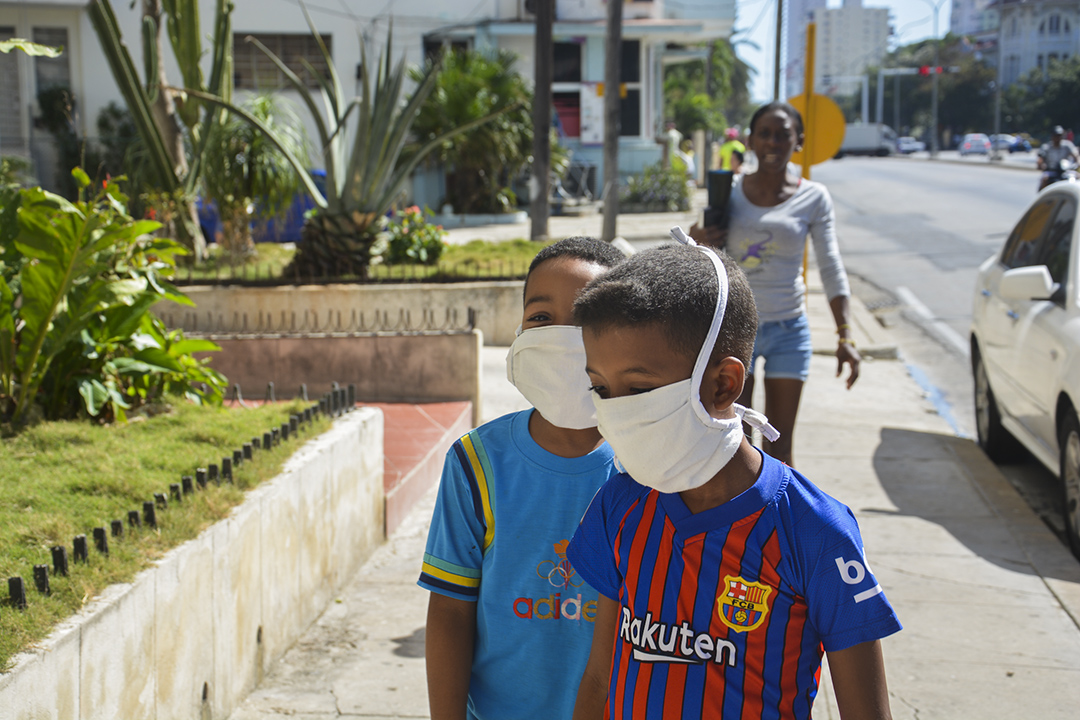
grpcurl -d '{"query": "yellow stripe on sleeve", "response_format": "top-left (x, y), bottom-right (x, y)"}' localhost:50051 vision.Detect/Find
top-left (460, 433), bottom-right (495, 551)
top-left (421, 561), bottom-right (481, 588)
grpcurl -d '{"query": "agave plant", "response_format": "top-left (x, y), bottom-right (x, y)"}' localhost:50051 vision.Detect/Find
top-left (188, 6), bottom-right (513, 278)
top-left (88, 0), bottom-right (234, 261)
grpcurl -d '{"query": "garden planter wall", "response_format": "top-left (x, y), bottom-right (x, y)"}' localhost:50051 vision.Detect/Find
top-left (0, 409), bottom-right (384, 720)
top-left (156, 281), bottom-right (525, 347)
top-left (199, 331), bottom-right (484, 427)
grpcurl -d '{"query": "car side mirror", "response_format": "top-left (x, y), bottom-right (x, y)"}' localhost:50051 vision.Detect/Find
top-left (999, 265), bottom-right (1059, 301)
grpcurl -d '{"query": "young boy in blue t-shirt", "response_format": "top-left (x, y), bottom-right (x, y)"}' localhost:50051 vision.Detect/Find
top-left (566, 239), bottom-right (901, 719)
top-left (419, 237), bottom-right (626, 720)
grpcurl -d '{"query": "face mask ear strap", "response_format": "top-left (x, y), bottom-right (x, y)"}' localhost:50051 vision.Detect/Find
top-left (669, 226), bottom-right (730, 426)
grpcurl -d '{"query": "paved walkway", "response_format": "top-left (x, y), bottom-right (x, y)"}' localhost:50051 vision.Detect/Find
top-left (230, 237), bottom-right (1080, 720)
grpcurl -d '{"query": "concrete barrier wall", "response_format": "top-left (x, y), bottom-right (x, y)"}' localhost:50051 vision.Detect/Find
top-left (0, 409), bottom-right (385, 720)
top-left (199, 330), bottom-right (483, 426)
top-left (158, 281), bottom-right (525, 346)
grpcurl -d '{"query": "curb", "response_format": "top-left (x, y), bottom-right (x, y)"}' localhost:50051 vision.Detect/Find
top-left (891, 153), bottom-right (1038, 173)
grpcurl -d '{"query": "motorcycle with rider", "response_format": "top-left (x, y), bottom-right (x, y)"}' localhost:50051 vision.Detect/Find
top-left (1037, 125), bottom-right (1080, 190)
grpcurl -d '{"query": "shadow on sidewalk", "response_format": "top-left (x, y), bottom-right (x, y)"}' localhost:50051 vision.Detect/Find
top-left (870, 427), bottom-right (1080, 583)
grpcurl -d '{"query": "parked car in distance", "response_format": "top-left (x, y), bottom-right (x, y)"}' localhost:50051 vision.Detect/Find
top-left (897, 136), bottom-right (926, 154)
top-left (959, 133), bottom-right (992, 155)
top-left (970, 182), bottom-right (1080, 557)
top-left (991, 134), bottom-right (1032, 153)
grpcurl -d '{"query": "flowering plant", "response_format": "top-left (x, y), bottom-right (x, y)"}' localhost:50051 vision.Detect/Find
top-left (383, 205), bottom-right (447, 265)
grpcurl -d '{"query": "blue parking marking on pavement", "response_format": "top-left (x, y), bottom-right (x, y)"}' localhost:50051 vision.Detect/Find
top-left (904, 360), bottom-right (971, 439)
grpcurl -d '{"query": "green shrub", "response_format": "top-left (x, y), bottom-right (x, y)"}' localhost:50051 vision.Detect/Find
top-left (0, 171), bottom-right (226, 430)
top-left (620, 162), bottom-right (691, 212)
top-left (382, 205), bottom-right (447, 265)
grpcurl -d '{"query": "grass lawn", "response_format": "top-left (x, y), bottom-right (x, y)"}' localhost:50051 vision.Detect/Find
top-left (0, 400), bottom-right (329, 670)
top-left (177, 238), bottom-right (546, 283)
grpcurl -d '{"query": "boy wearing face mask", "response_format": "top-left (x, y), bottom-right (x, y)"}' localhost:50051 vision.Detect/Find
top-left (566, 239), bottom-right (900, 720)
top-left (419, 237), bottom-right (627, 720)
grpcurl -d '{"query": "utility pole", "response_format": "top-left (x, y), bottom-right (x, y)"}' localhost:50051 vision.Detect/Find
top-left (773, 0), bottom-right (784, 99)
top-left (530, 0), bottom-right (553, 242)
top-left (601, 0), bottom-right (622, 242)
top-left (992, 47), bottom-right (1004, 161)
top-left (894, 72), bottom-right (900, 132)
top-left (876, 66), bottom-right (884, 124)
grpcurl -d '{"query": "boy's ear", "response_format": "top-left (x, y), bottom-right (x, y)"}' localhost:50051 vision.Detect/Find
top-left (700, 356), bottom-right (746, 418)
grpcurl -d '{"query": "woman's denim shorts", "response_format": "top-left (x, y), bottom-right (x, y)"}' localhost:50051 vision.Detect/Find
top-left (750, 314), bottom-right (813, 382)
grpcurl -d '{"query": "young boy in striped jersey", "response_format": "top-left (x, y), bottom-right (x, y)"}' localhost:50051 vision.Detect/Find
top-left (419, 237), bottom-right (626, 720)
top-left (566, 241), bottom-right (900, 720)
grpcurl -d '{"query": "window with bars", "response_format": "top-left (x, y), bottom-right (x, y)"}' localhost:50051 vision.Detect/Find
top-left (33, 27), bottom-right (70, 91)
top-left (233, 33), bottom-right (332, 90)
top-left (0, 25), bottom-right (21, 152)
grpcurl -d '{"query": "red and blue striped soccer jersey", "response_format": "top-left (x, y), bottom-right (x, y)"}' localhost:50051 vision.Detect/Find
top-left (566, 452), bottom-right (901, 720)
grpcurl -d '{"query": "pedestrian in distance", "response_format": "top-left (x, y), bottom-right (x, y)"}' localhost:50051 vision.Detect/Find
top-left (690, 101), bottom-right (860, 468)
top-left (566, 241), bottom-right (901, 720)
top-left (1037, 125), bottom-right (1080, 191)
top-left (717, 127), bottom-right (746, 172)
top-left (420, 237), bottom-right (626, 720)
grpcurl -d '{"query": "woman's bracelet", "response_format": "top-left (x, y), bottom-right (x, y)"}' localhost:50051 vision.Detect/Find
top-left (838, 337), bottom-right (857, 348)
top-left (836, 323), bottom-right (851, 334)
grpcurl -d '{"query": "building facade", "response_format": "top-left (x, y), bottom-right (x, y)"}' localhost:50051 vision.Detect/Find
top-left (994, 0), bottom-right (1080, 85)
top-left (0, 0), bottom-right (736, 199)
top-left (811, 0), bottom-right (891, 100)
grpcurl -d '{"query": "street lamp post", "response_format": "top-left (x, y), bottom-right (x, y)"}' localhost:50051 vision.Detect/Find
top-left (918, 0), bottom-right (947, 157)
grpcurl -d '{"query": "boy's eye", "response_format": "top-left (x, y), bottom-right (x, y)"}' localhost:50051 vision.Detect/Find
top-left (525, 312), bottom-right (551, 323)
top-left (629, 387), bottom-right (655, 395)
top-left (588, 385), bottom-right (608, 399)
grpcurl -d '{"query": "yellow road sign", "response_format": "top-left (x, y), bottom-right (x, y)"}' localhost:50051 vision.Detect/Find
top-left (787, 93), bottom-right (846, 167)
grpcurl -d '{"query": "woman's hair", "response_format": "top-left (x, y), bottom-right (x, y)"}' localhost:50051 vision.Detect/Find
top-left (573, 244), bottom-right (758, 368)
top-left (748, 101), bottom-right (805, 137)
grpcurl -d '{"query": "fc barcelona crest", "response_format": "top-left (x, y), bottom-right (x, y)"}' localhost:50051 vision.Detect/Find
top-left (717, 575), bottom-right (772, 632)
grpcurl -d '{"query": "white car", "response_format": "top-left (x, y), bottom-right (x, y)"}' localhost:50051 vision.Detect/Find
top-left (971, 181), bottom-right (1080, 556)
top-left (897, 136), bottom-right (926, 154)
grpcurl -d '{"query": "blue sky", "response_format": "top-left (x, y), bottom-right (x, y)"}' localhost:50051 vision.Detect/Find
top-left (735, 0), bottom-right (955, 102)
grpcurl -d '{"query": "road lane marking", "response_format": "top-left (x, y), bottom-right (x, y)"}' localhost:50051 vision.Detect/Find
top-left (895, 286), bottom-right (970, 358)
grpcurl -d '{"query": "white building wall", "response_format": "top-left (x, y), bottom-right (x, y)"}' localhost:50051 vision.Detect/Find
top-left (812, 3), bottom-right (890, 95)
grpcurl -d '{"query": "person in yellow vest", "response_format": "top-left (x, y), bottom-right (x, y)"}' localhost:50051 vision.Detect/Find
top-left (718, 127), bottom-right (746, 171)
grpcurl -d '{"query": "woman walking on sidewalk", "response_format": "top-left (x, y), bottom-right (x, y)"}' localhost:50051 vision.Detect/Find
top-left (691, 101), bottom-right (859, 467)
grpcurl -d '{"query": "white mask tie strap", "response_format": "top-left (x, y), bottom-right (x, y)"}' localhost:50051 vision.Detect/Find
top-left (735, 404), bottom-right (781, 442)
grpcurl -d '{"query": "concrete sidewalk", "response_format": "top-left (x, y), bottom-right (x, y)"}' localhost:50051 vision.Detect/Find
top-left (230, 250), bottom-right (1080, 720)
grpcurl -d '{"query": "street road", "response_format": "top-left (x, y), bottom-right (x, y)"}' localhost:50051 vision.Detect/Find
top-left (815, 156), bottom-right (1073, 544)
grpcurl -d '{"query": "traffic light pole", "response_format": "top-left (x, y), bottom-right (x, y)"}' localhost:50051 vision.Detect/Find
top-left (917, 0), bottom-right (947, 156)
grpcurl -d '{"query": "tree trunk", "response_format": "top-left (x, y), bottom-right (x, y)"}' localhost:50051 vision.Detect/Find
top-left (601, 0), bottom-right (622, 242)
top-left (530, 0), bottom-right (553, 242)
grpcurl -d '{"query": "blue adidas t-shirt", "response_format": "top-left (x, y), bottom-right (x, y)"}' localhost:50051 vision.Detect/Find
top-left (566, 451), bottom-right (901, 719)
top-left (419, 409), bottom-right (619, 720)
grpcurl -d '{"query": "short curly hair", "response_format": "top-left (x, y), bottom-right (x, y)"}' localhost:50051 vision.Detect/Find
top-left (524, 236), bottom-right (627, 299)
top-left (573, 243), bottom-right (757, 368)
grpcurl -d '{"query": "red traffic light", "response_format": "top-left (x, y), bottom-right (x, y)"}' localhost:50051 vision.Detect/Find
top-left (917, 66), bottom-right (944, 75)
top-left (918, 66), bottom-right (930, 75)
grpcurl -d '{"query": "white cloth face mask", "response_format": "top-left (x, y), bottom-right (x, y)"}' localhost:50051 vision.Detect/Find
top-left (591, 227), bottom-right (779, 493)
top-left (506, 325), bottom-right (598, 430)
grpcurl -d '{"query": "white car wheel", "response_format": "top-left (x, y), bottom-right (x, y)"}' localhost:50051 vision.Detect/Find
top-left (1059, 411), bottom-right (1080, 558)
